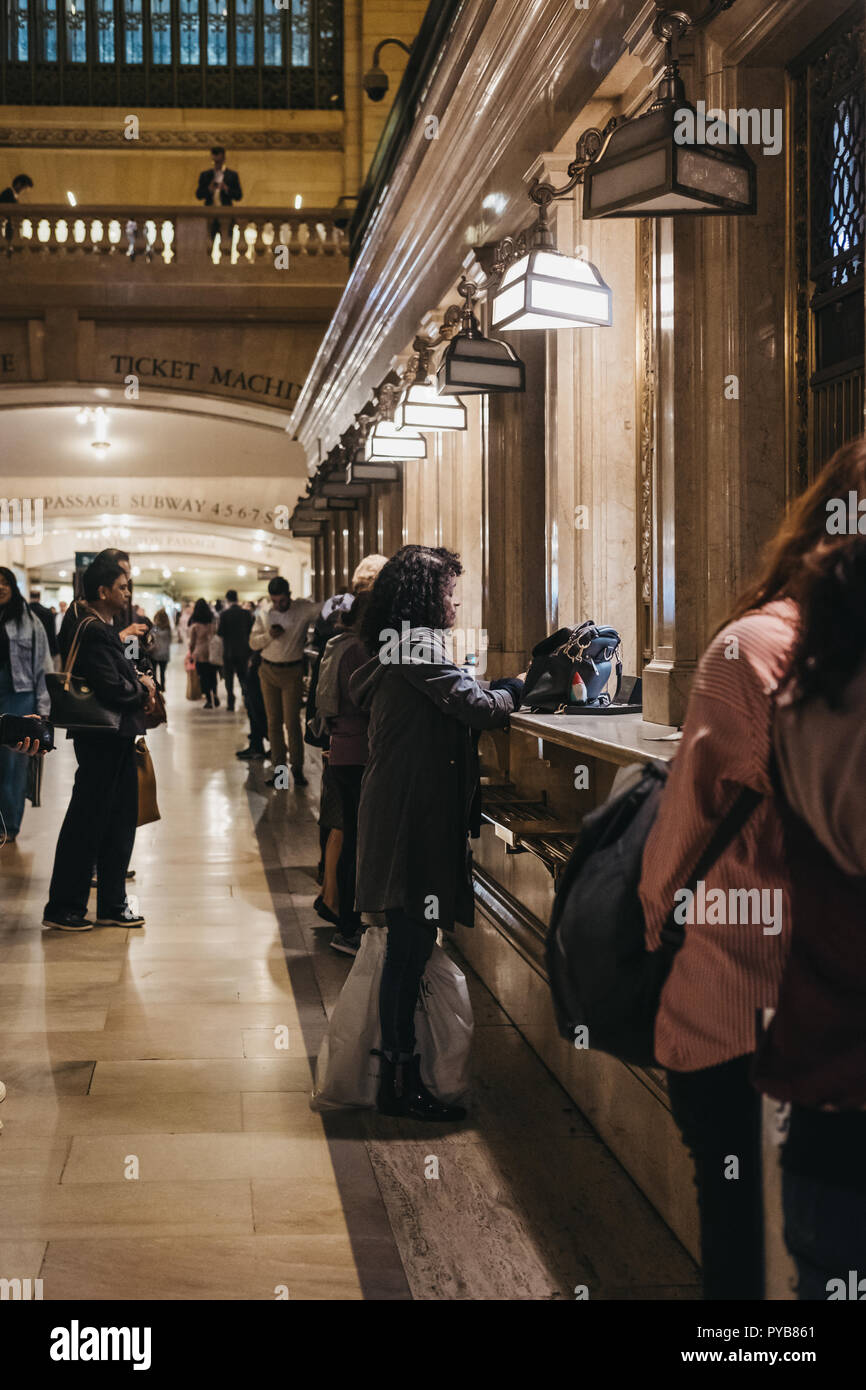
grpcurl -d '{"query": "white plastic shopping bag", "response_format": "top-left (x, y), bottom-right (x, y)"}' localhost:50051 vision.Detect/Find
top-left (311, 927), bottom-right (385, 1111)
top-left (311, 933), bottom-right (475, 1111)
top-left (415, 945), bottom-right (474, 1104)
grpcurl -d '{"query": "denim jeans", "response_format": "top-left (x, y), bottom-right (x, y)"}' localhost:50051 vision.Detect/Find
top-left (380, 908), bottom-right (437, 1055)
top-left (0, 668), bottom-right (35, 838)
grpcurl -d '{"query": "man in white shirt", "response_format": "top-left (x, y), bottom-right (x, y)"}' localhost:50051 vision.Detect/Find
top-left (249, 576), bottom-right (322, 787)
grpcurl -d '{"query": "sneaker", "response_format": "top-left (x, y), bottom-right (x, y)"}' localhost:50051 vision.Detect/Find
top-left (95, 907), bottom-right (146, 927)
top-left (330, 930), bottom-right (362, 957)
top-left (43, 910), bottom-right (93, 932)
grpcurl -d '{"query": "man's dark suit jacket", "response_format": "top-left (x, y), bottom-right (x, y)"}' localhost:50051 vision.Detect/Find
top-left (218, 603), bottom-right (254, 661)
top-left (0, 187), bottom-right (18, 203)
top-left (195, 168), bottom-right (242, 207)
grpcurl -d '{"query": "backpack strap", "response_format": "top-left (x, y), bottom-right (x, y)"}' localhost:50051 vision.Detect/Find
top-left (658, 785), bottom-right (763, 957)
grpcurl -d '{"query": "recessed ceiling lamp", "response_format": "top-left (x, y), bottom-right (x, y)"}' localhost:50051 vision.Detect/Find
top-left (490, 137), bottom-right (613, 332)
top-left (437, 277), bottom-right (526, 395)
top-left (395, 339), bottom-right (467, 432)
top-left (583, 2), bottom-right (756, 218)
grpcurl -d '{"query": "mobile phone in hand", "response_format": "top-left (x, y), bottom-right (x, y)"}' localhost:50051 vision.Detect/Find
top-left (0, 715), bottom-right (55, 751)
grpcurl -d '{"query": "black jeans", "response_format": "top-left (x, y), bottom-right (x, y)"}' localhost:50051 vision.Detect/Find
top-left (243, 661), bottom-right (268, 753)
top-left (331, 763), bottom-right (363, 933)
top-left (47, 734), bottom-right (138, 917)
top-left (223, 651), bottom-right (248, 707)
top-left (666, 1054), bottom-right (764, 1300)
top-left (380, 908), bottom-right (437, 1056)
top-left (197, 660), bottom-right (218, 701)
top-left (782, 1106), bottom-right (866, 1299)
top-left (155, 661), bottom-right (167, 692)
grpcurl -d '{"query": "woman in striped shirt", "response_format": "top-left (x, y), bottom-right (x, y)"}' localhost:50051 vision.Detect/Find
top-left (639, 438), bottom-right (866, 1299)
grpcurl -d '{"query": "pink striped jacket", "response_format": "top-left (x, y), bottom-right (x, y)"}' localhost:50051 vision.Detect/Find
top-left (638, 599), bottom-right (799, 1072)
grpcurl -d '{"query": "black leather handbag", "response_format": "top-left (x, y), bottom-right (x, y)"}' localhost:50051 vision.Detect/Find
top-left (523, 621), bottom-right (623, 712)
top-left (46, 615), bottom-right (122, 732)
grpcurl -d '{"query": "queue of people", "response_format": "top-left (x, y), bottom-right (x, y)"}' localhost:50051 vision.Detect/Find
top-left (4, 438), bottom-right (866, 1298)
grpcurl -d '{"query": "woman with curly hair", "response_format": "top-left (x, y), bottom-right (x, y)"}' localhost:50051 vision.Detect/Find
top-left (350, 545), bottom-right (524, 1121)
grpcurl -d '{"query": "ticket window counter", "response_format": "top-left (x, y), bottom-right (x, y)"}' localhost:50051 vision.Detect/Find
top-left (462, 711), bottom-right (793, 1295)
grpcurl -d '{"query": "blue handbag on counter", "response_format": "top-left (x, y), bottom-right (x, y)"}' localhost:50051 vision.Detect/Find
top-left (523, 621), bottom-right (624, 712)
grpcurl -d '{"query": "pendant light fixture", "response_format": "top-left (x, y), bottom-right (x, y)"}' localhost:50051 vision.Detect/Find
top-left (437, 277), bottom-right (526, 395)
top-left (344, 423), bottom-right (401, 482)
top-left (583, 3), bottom-right (756, 218)
top-left (395, 338), bottom-right (468, 432)
top-left (366, 383), bottom-right (427, 461)
top-left (489, 133), bottom-right (613, 332)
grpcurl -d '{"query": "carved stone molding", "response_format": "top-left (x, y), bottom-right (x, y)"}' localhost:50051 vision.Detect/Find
top-left (637, 217), bottom-right (655, 662)
top-left (0, 128), bottom-right (344, 151)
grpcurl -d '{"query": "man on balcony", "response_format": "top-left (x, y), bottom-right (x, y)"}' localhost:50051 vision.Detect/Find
top-left (1, 173), bottom-right (33, 245)
top-left (195, 147), bottom-right (242, 249)
top-left (195, 147), bottom-right (242, 207)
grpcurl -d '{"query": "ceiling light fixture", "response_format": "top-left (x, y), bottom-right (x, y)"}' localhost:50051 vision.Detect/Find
top-left (438, 276), bottom-right (526, 394)
top-left (395, 337), bottom-right (467, 432)
top-left (583, 2), bottom-right (756, 218)
top-left (490, 141), bottom-right (613, 332)
top-left (366, 383), bottom-right (427, 461)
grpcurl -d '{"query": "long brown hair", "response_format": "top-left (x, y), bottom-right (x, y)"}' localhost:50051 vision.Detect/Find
top-left (728, 437), bottom-right (866, 707)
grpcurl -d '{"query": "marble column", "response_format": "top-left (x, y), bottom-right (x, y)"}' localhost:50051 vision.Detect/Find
top-left (641, 46), bottom-right (789, 726)
top-left (484, 330), bottom-right (547, 679)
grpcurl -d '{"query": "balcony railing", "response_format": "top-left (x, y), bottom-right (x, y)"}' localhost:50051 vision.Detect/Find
top-left (0, 204), bottom-right (348, 267)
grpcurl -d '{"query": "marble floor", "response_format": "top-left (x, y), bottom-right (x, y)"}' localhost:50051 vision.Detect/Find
top-left (0, 659), bottom-right (699, 1300)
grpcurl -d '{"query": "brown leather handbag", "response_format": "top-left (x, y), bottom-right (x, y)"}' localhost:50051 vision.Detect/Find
top-left (135, 738), bottom-right (161, 826)
top-left (142, 685), bottom-right (167, 730)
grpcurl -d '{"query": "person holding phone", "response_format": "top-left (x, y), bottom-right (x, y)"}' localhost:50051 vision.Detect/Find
top-left (0, 567), bottom-right (52, 845)
top-left (249, 576), bottom-right (322, 787)
top-left (43, 556), bottom-right (156, 932)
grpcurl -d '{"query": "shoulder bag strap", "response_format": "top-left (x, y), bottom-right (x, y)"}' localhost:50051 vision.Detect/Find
top-left (62, 614), bottom-right (99, 683)
top-left (658, 785), bottom-right (763, 957)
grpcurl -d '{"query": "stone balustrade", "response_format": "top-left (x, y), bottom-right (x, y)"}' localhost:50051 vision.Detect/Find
top-left (0, 204), bottom-right (348, 268)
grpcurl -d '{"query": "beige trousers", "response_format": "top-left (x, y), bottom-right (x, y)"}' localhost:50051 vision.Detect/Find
top-left (259, 661), bottom-right (304, 771)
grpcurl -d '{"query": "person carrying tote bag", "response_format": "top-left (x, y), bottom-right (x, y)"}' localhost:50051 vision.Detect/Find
top-left (135, 737), bottom-right (160, 827)
top-left (43, 556), bottom-right (157, 933)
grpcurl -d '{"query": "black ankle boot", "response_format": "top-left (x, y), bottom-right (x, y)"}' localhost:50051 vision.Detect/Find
top-left (373, 1051), bottom-right (403, 1116)
top-left (400, 1054), bottom-right (467, 1123)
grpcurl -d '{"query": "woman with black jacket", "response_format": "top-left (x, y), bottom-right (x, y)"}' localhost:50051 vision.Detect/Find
top-left (43, 556), bottom-right (157, 932)
top-left (350, 545), bottom-right (524, 1121)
